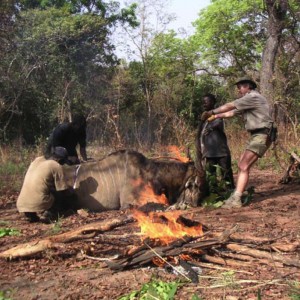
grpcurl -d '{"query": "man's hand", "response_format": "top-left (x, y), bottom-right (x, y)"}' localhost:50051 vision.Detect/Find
top-left (207, 115), bottom-right (216, 122)
top-left (201, 110), bottom-right (213, 121)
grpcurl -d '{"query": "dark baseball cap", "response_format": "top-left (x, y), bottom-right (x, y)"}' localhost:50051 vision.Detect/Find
top-left (53, 147), bottom-right (68, 159)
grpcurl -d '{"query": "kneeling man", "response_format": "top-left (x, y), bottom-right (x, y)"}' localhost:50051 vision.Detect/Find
top-left (17, 147), bottom-right (72, 223)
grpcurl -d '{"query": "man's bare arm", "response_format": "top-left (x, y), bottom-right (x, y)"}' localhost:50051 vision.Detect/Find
top-left (213, 102), bottom-right (236, 114)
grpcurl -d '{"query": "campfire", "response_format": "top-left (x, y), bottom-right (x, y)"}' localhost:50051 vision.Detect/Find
top-left (80, 179), bottom-right (205, 282)
top-left (127, 208), bottom-right (206, 282)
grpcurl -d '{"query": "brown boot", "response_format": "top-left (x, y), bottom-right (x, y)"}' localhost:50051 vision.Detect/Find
top-left (222, 193), bottom-right (242, 209)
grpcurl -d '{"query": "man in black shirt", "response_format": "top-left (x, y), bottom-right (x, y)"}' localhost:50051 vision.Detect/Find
top-left (45, 114), bottom-right (88, 164)
top-left (199, 94), bottom-right (234, 189)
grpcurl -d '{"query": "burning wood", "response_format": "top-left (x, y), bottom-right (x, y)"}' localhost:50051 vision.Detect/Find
top-left (1, 207), bottom-right (299, 283)
top-left (102, 223), bottom-right (239, 283)
top-left (132, 210), bottom-right (203, 245)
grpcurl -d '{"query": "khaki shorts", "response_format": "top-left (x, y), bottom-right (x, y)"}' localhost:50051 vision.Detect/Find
top-left (246, 133), bottom-right (271, 158)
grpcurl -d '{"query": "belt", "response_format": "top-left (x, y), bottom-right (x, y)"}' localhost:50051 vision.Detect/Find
top-left (249, 128), bottom-right (269, 135)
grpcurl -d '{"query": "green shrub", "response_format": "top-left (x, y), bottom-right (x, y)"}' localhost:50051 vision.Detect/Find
top-left (289, 281), bottom-right (300, 300)
top-left (0, 289), bottom-right (13, 300)
top-left (0, 228), bottom-right (20, 238)
top-left (118, 279), bottom-right (183, 300)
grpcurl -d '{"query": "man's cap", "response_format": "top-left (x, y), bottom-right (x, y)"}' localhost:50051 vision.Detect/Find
top-left (234, 76), bottom-right (257, 89)
top-left (53, 147), bottom-right (68, 159)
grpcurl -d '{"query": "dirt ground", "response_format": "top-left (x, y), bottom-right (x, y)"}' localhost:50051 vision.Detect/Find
top-left (0, 168), bottom-right (299, 300)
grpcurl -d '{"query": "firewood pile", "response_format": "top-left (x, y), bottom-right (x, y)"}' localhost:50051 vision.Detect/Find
top-left (1, 206), bottom-right (299, 283)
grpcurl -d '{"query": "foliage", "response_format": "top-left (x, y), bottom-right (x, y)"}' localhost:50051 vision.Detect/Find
top-left (191, 0), bottom-right (299, 109)
top-left (288, 281), bottom-right (300, 300)
top-left (0, 228), bottom-right (20, 238)
top-left (48, 215), bottom-right (63, 234)
top-left (191, 295), bottom-right (203, 300)
top-left (0, 145), bottom-right (35, 193)
top-left (0, 290), bottom-right (12, 300)
top-left (191, 0), bottom-right (300, 140)
top-left (0, 0), bottom-right (137, 144)
top-left (0, 0), bottom-right (299, 149)
top-left (18, 0), bottom-right (139, 27)
top-left (257, 289), bottom-right (262, 300)
top-left (256, 152), bottom-right (282, 172)
top-left (241, 186), bottom-right (255, 206)
top-left (201, 165), bottom-right (256, 207)
top-left (118, 278), bottom-right (182, 300)
top-left (201, 166), bottom-right (233, 208)
top-left (214, 270), bottom-right (240, 289)
top-left (191, 0), bottom-right (264, 77)
top-left (1, 7), bottom-right (112, 142)
top-left (0, 161), bottom-right (28, 176)
top-left (0, 0), bottom-right (18, 55)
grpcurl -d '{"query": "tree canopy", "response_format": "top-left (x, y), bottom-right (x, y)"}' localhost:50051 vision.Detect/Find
top-left (0, 0), bottom-right (299, 146)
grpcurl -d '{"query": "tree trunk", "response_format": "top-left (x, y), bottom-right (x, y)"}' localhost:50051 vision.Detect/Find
top-left (260, 0), bottom-right (288, 111)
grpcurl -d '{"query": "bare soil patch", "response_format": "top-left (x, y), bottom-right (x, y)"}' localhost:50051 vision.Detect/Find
top-left (0, 168), bottom-right (299, 300)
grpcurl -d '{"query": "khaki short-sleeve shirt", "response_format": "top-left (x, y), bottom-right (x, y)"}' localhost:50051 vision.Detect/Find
top-left (17, 156), bottom-right (68, 212)
top-left (233, 90), bottom-right (273, 131)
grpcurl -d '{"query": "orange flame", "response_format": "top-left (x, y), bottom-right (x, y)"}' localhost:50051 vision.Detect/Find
top-left (133, 210), bottom-right (203, 245)
top-left (131, 178), bottom-right (168, 206)
top-left (166, 145), bottom-right (189, 163)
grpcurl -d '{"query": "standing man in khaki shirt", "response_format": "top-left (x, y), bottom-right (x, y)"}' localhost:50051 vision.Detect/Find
top-left (201, 77), bottom-right (273, 208)
top-left (17, 147), bottom-right (71, 222)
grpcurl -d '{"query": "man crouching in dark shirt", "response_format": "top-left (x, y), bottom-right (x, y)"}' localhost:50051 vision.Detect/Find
top-left (45, 114), bottom-right (88, 165)
top-left (199, 94), bottom-right (235, 189)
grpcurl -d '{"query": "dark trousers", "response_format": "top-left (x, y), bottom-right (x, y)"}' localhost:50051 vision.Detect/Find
top-left (206, 156), bottom-right (235, 189)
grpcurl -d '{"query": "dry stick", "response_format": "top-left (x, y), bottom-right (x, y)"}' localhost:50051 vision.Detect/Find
top-left (191, 261), bottom-right (254, 275)
top-left (212, 248), bottom-right (284, 268)
top-left (235, 279), bottom-right (288, 292)
top-left (196, 279), bottom-right (284, 290)
top-left (214, 250), bottom-right (255, 262)
top-left (228, 232), bottom-right (289, 245)
top-left (291, 151), bottom-right (300, 163)
top-left (226, 244), bottom-right (300, 267)
top-left (0, 216), bottom-right (135, 259)
top-left (201, 254), bottom-right (253, 268)
top-left (82, 253), bottom-right (119, 262)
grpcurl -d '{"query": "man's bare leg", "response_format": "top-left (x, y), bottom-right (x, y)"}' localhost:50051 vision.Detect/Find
top-left (223, 150), bottom-right (259, 208)
top-left (235, 150), bottom-right (259, 193)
